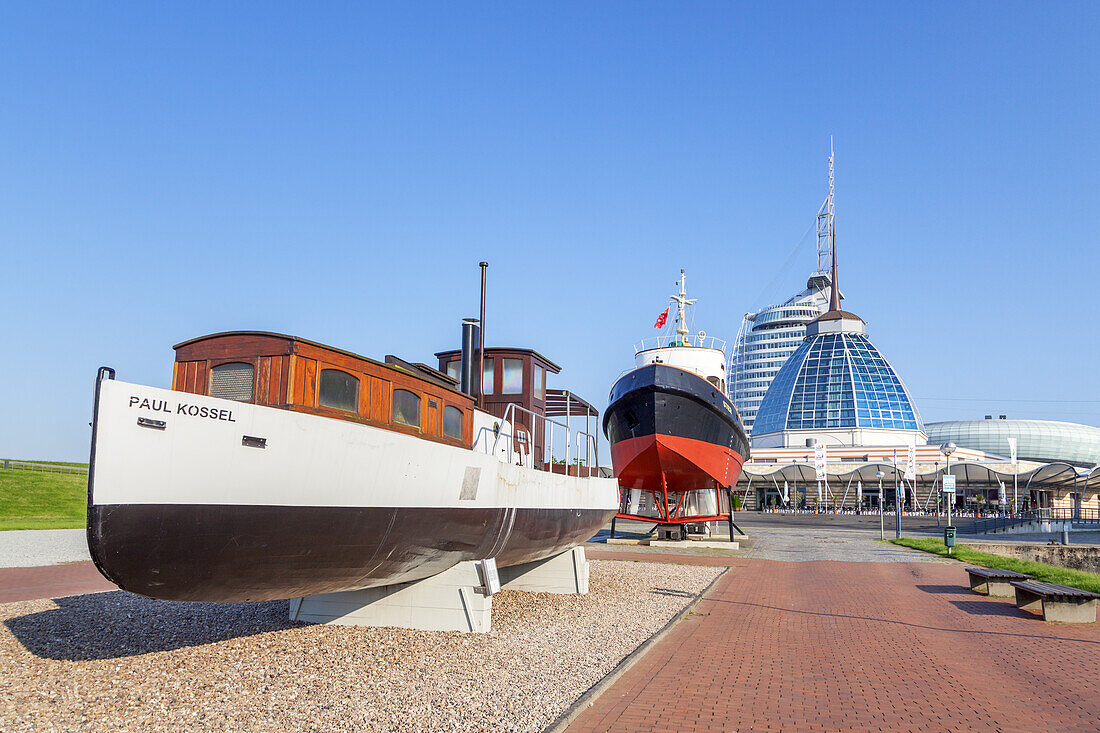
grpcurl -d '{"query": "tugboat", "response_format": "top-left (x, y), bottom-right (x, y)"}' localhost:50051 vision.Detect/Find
top-left (603, 271), bottom-right (749, 538)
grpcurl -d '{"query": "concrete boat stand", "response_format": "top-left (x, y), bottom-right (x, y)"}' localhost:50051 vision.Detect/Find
top-left (289, 547), bottom-right (590, 632)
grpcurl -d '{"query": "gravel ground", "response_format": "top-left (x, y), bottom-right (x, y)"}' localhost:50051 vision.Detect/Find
top-left (0, 530), bottom-right (89, 568)
top-left (0, 559), bottom-right (720, 732)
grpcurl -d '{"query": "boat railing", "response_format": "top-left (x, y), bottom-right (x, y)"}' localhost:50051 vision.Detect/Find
top-left (493, 402), bottom-right (599, 477)
top-left (635, 335), bottom-right (727, 353)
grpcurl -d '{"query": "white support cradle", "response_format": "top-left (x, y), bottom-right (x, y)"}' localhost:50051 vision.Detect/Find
top-left (289, 547), bottom-right (590, 632)
top-left (498, 546), bottom-right (589, 594)
top-left (290, 561), bottom-right (493, 632)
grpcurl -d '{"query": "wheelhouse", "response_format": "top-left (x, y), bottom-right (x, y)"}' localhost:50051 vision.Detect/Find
top-left (172, 331), bottom-right (474, 447)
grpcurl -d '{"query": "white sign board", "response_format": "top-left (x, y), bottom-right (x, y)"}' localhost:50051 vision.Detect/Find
top-left (905, 443), bottom-right (916, 480)
top-left (813, 443), bottom-right (827, 481)
top-left (942, 475), bottom-right (957, 494)
top-left (1007, 437), bottom-right (1018, 466)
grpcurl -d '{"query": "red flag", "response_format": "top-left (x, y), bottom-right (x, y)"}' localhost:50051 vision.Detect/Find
top-left (654, 307), bottom-right (669, 329)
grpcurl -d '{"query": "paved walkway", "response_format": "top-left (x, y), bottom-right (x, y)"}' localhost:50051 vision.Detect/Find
top-left (742, 527), bottom-right (948, 563)
top-left (570, 531), bottom-right (1100, 732)
top-left (0, 562), bottom-right (114, 603)
top-left (0, 529), bottom-right (88, 568)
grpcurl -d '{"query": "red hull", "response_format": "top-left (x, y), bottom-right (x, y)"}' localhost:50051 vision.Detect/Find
top-left (611, 433), bottom-right (745, 492)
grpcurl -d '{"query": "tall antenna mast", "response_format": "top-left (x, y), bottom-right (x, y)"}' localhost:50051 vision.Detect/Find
top-left (815, 138), bottom-right (835, 282)
top-left (670, 269), bottom-right (697, 343)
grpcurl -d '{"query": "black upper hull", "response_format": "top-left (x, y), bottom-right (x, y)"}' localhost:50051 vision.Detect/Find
top-left (603, 364), bottom-right (749, 455)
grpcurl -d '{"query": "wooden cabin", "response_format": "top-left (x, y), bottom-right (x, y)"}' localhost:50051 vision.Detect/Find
top-left (172, 332), bottom-right (475, 448)
top-left (435, 347), bottom-right (599, 473)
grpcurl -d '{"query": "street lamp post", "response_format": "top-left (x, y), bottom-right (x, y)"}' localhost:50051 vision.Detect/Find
top-left (940, 442), bottom-right (957, 551)
top-left (893, 449), bottom-right (902, 540)
top-left (877, 470), bottom-right (885, 541)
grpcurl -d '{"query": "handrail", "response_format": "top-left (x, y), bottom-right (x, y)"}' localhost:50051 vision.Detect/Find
top-left (491, 402), bottom-right (600, 476)
top-left (635, 335), bottom-right (727, 353)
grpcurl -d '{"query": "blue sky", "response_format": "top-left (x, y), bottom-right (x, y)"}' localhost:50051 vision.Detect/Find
top-left (2, 2), bottom-right (1098, 460)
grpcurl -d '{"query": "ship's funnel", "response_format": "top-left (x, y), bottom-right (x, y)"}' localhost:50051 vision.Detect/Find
top-left (460, 318), bottom-right (481, 398)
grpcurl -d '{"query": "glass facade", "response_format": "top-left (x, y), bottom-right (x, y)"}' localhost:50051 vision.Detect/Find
top-left (753, 332), bottom-right (923, 435)
top-left (731, 278), bottom-right (831, 432)
top-left (925, 420), bottom-right (1100, 468)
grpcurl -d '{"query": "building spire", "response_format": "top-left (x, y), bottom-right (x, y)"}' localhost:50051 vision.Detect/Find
top-left (827, 139), bottom-right (840, 312)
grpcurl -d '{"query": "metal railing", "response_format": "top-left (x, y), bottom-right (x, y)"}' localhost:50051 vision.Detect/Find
top-left (972, 514), bottom-right (1041, 534)
top-left (2, 460), bottom-right (88, 475)
top-left (635, 335), bottom-right (727, 352)
top-left (492, 403), bottom-right (599, 477)
top-left (972, 508), bottom-right (1100, 533)
top-left (1051, 507), bottom-right (1100, 524)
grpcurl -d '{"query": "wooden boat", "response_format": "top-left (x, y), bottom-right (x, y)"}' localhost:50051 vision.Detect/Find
top-left (87, 331), bottom-right (617, 603)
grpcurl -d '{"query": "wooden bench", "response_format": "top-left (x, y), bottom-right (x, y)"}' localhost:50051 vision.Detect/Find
top-left (1011, 580), bottom-right (1100, 623)
top-left (965, 567), bottom-right (1031, 597)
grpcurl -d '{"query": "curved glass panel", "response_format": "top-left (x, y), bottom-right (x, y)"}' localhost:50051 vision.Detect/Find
top-left (392, 389), bottom-right (421, 428)
top-left (318, 369), bottom-right (359, 412)
top-left (443, 405), bottom-right (463, 440)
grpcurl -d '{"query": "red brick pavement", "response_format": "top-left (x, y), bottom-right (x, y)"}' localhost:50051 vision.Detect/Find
top-left (569, 559), bottom-right (1100, 732)
top-left (0, 561), bottom-right (114, 603)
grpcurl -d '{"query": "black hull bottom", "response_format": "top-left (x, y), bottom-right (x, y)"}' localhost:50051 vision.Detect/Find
top-left (87, 504), bottom-right (614, 603)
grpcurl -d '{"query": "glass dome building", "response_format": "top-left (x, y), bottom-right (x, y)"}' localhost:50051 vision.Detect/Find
top-left (925, 419), bottom-right (1100, 468)
top-left (751, 309), bottom-right (926, 448)
top-left (730, 274), bottom-right (832, 433)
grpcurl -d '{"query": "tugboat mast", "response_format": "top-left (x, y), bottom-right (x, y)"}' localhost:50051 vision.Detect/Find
top-left (670, 269), bottom-right (697, 345)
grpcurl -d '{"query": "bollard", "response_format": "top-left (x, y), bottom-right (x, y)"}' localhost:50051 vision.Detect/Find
top-left (1062, 529), bottom-right (1070, 545)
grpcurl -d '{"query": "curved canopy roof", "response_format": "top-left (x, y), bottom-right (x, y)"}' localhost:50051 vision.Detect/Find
top-left (926, 419), bottom-right (1100, 468)
top-left (752, 332), bottom-right (923, 436)
top-left (741, 460), bottom-right (1100, 490)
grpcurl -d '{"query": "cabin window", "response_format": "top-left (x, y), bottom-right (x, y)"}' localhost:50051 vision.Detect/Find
top-left (502, 358), bottom-right (523, 394)
top-left (443, 406), bottom-right (463, 440)
top-left (482, 360), bottom-right (494, 395)
top-left (392, 389), bottom-right (421, 428)
top-left (210, 362), bottom-right (254, 402)
top-left (319, 369), bottom-right (359, 412)
top-left (446, 360), bottom-right (461, 383)
top-left (533, 367), bottom-right (544, 400)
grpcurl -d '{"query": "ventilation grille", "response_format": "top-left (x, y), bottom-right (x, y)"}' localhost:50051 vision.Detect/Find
top-left (210, 363), bottom-right (254, 402)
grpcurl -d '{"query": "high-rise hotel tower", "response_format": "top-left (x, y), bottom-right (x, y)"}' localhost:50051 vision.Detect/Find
top-left (730, 148), bottom-right (839, 433)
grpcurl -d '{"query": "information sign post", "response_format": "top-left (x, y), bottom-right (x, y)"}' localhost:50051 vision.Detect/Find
top-left (943, 474), bottom-right (957, 554)
top-left (813, 443), bottom-right (827, 511)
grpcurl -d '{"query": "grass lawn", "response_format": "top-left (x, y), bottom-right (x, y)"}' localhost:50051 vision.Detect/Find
top-left (0, 468), bottom-right (86, 531)
top-left (891, 537), bottom-right (1100, 595)
top-left (2, 459), bottom-right (88, 468)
